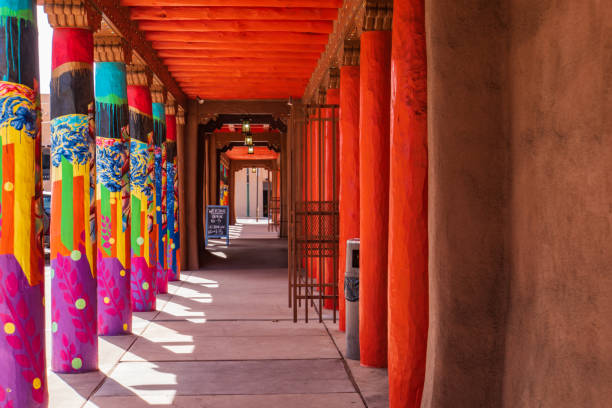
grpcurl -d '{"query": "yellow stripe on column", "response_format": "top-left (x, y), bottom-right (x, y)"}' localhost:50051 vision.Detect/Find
top-left (13, 135), bottom-right (35, 285)
top-left (116, 190), bottom-right (126, 268)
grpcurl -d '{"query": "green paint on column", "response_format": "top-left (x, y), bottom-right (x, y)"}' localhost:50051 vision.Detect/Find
top-left (131, 195), bottom-right (141, 257)
top-left (101, 185), bottom-right (111, 256)
top-left (61, 156), bottom-right (74, 251)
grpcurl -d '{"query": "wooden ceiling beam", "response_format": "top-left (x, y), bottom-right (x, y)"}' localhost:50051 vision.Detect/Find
top-left (146, 31), bottom-right (329, 44)
top-left (87, 0), bottom-right (187, 106)
top-left (168, 63), bottom-right (315, 71)
top-left (172, 74), bottom-right (309, 80)
top-left (185, 94), bottom-right (302, 100)
top-left (138, 20), bottom-right (333, 33)
top-left (192, 100), bottom-right (291, 115)
top-left (166, 58), bottom-right (318, 66)
top-left (153, 41), bottom-right (325, 52)
top-left (159, 50), bottom-right (322, 59)
top-left (131, 7), bottom-right (338, 21)
top-left (122, 0), bottom-right (342, 7)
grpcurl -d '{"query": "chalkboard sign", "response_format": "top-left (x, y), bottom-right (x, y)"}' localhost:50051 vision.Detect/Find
top-left (205, 205), bottom-right (229, 247)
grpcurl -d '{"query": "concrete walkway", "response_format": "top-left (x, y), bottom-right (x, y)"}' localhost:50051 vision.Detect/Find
top-left (47, 221), bottom-right (388, 407)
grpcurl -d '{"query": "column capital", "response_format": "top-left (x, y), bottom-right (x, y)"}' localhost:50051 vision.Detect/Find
top-left (150, 83), bottom-right (166, 104)
top-left (362, 0), bottom-right (393, 32)
top-left (94, 35), bottom-right (131, 64)
top-left (328, 67), bottom-right (340, 89)
top-left (126, 64), bottom-right (152, 87)
top-left (165, 94), bottom-right (176, 116)
top-left (343, 37), bottom-right (360, 66)
top-left (44, 0), bottom-right (101, 30)
top-left (177, 109), bottom-right (185, 126)
top-left (317, 87), bottom-right (327, 105)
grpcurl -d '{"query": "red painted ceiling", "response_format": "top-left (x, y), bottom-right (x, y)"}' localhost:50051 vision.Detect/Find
top-left (120, 0), bottom-right (341, 100)
top-left (225, 146), bottom-right (279, 160)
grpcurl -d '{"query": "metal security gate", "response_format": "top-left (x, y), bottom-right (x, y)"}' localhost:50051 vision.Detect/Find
top-left (289, 104), bottom-right (339, 323)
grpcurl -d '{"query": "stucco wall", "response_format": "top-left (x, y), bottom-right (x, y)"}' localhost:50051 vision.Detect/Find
top-left (233, 168), bottom-right (267, 219)
top-left (424, 1), bottom-right (611, 407)
top-left (503, 1), bottom-right (612, 406)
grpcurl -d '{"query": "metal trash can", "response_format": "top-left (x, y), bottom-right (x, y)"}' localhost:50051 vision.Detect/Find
top-left (345, 238), bottom-right (360, 360)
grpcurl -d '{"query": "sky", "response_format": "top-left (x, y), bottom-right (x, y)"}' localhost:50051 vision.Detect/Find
top-left (37, 6), bottom-right (53, 94)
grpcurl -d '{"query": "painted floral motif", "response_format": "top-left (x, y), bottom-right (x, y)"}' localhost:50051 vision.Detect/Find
top-left (130, 255), bottom-right (155, 311)
top-left (0, 255), bottom-right (46, 406)
top-left (129, 140), bottom-right (148, 192)
top-left (96, 138), bottom-right (125, 192)
top-left (97, 252), bottom-right (130, 335)
top-left (50, 114), bottom-right (91, 167)
top-left (0, 81), bottom-right (38, 139)
top-left (51, 242), bottom-right (97, 372)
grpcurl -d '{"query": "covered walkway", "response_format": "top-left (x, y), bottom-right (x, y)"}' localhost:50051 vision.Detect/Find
top-left (46, 222), bottom-right (388, 408)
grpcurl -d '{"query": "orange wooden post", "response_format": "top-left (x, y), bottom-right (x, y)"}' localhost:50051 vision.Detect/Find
top-left (338, 42), bottom-right (360, 331)
top-left (388, 0), bottom-right (428, 405)
top-left (359, 21), bottom-right (392, 366)
top-left (323, 80), bottom-right (339, 309)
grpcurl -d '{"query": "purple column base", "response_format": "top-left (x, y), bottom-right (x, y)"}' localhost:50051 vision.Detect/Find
top-left (0, 255), bottom-right (48, 407)
top-left (51, 247), bottom-right (98, 373)
top-left (97, 253), bottom-right (131, 335)
top-left (131, 255), bottom-right (156, 312)
top-left (156, 262), bottom-right (168, 294)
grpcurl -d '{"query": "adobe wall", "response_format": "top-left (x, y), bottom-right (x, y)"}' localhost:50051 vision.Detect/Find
top-left (424, 0), bottom-right (611, 406)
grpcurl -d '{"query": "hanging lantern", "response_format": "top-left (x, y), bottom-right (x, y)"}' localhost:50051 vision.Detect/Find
top-left (242, 120), bottom-right (251, 133)
top-left (248, 145), bottom-right (254, 154)
top-left (244, 134), bottom-right (253, 146)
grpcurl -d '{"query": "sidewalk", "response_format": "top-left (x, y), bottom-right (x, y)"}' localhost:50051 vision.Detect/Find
top-left (46, 223), bottom-right (388, 407)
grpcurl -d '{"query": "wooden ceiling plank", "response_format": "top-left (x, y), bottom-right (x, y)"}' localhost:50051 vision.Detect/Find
top-left (122, 0), bottom-right (342, 7)
top-left (146, 31), bottom-right (330, 44)
top-left (130, 7), bottom-right (338, 21)
top-left (138, 20), bottom-right (333, 33)
top-left (158, 50), bottom-right (322, 59)
top-left (152, 41), bottom-right (326, 52)
top-left (166, 58), bottom-right (318, 66)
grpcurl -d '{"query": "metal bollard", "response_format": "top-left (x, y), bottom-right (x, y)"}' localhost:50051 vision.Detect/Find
top-left (345, 238), bottom-right (360, 360)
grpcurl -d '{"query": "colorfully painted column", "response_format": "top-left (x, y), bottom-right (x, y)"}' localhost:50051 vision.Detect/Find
top-left (165, 104), bottom-right (180, 281)
top-left (359, 2), bottom-right (392, 368)
top-left (176, 108), bottom-right (184, 273)
top-left (47, 3), bottom-right (99, 373)
top-left (127, 65), bottom-right (156, 311)
top-left (388, 0), bottom-right (427, 406)
top-left (323, 71), bottom-right (339, 310)
top-left (0, 1), bottom-right (48, 405)
top-left (338, 40), bottom-right (360, 332)
top-left (151, 85), bottom-right (167, 294)
top-left (93, 38), bottom-right (131, 335)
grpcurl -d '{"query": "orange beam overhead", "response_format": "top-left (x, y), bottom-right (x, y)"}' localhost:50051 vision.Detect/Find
top-left (138, 20), bottom-right (333, 33)
top-left (146, 31), bottom-right (329, 44)
top-left (152, 41), bottom-right (325, 52)
top-left (158, 50), bottom-right (321, 59)
top-left (122, 0), bottom-right (342, 6)
top-left (172, 74), bottom-right (309, 80)
top-left (166, 58), bottom-right (318, 66)
top-left (168, 63), bottom-right (315, 71)
top-left (131, 7), bottom-right (338, 21)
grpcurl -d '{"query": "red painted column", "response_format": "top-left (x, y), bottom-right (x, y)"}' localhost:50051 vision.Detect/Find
top-left (388, 0), bottom-right (428, 406)
top-left (338, 63), bottom-right (360, 331)
top-left (323, 87), bottom-right (339, 309)
top-left (310, 107), bottom-right (320, 281)
top-left (165, 109), bottom-right (180, 282)
top-left (359, 29), bottom-right (392, 368)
